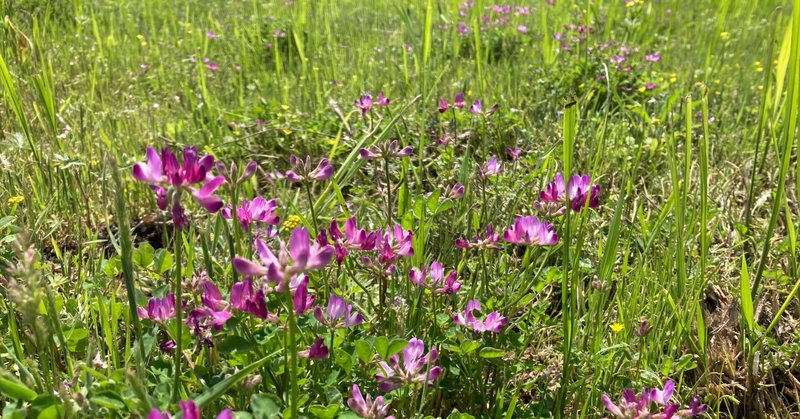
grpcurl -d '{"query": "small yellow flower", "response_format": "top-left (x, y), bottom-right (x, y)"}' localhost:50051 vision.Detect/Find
top-left (650, 118), bottom-right (661, 126)
top-left (281, 105), bottom-right (290, 111)
top-left (282, 129), bottom-right (293, 136)
top-left (720, 32), bottom-right (730, 40)
top-left (8, 196), bottom-right (24, 205)
top-left (610, 323), bottom-right (624, 333)
top-left (284, 215), bottom-right (302, 230)
top-left (136, 34), bottom-right (144, 40)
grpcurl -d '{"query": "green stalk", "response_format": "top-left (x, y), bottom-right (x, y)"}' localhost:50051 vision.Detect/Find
top-left (304, 182), bottom-right (318, 235)
top-left (284, 286), bottom-right (300, 418)
top-left (172, 228), bottom-right (183, 403)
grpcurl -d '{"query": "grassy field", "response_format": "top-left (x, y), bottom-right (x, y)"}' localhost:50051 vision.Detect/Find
top-left (1, 0), bottom-right (799, 417)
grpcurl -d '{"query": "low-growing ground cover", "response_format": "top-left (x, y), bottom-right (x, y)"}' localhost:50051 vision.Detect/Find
top-left (1, 0), bottom-right (799, 417)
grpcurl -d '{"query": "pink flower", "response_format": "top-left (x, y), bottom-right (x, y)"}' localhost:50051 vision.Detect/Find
top-left (328, 217), bottom-right (377, 264)
top-left (457, 22), bottom-right (469, 36)
top-left (455, 224), bottom-right (501, 250)
top-left (534, 173), bottom-right (600, 215)
top-left (602, 380), bottom-right (705, 418)
top-left (292, 275), bottom-right (314, 315)
top-left (232, 228), bottom-right (334, 284)
top-left (408, 261), bottom-right (461, 294)
top-left (446, 182), bottom-right (465, 199)
top-left (516, 25), bottom-right (528, 34)
top-left (453, 300), bottom-right (508, 333)
top-left (148, 401), bottom-right (231, 419)
top-left (314, 294), bottom-right (363, 328)
top-left (299, 338), bottom-right (329, 359)
top-left (645, 53), bottom-right (661, 62)
top-left (138, 294), bottom-right (177, 323)
top-left (221, 196), bottom-right (280, 230)
top-left (285, 155), bottom-right (334, 182)
top-left (376, 92), bottom-right (390, 106)
top-left (359, 141), bottom-right (414, 160)
top-left (355, 94), bottom-right (374, 116)
top-left (503, 216), bottom-right (558, 246)
top-left (480, 156), bottom-right (502, 178)
top-left (375, 338), bottom-right (442, 391)
top-left (348, 384), bottom-right (395, 419)
top-left (206, 31), bottom-right (219, 40)
top-left (132, 147), bottom-right (225, 227)
top-left (506, 147), bottom-right (522, 161)
top-left (229, 279), bottom-right (272, 320)
top-left (469, 99), bottom-right (499, 116)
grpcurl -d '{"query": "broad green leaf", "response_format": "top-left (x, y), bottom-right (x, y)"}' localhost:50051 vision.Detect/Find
top-left (0, 376), bottom-right (37, 401)
top-left (740, 256), bottom-right (755, 331)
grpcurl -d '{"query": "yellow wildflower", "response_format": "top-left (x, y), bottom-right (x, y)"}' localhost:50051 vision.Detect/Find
top-left (284, 215), bottom-right (302, 230)
top-left (8, 196), bottom-right (24, 205)
top-left (610, 323), bottom-right (624, 333)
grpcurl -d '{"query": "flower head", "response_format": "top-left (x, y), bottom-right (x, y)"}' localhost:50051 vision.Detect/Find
top-left (314, 294), bottom-right (363, 328)
top-left (348, 384), bottom-right (395, 419)
top-left (360, 140), bottom-right (414, 160)
top-left (455, 224), bottom-right (501, 250)
top-left (469, 99), bottom-right (499, 116)
top-left (222, 196), bottom-right (280, 230)
top-left (376, 92), bottom-right (390, 106)
top-left (503, 216), bottom-right (558, 246)
top-left (138, 294), bottom-right (177, 323)
top-left (286, 155), bottom-right (333, 183)
top-left (229, 279), bottom-right (272, 320)
top-left (132, 146), bottom-right (225, 227)
top-left (453, 300), bottom-right (507, 333)
top-left (355, 94), bottom-right (374, 116)
top-left (479, 156), bottom-right (502, 178)
top-left (409, 261), bottom-right (461, 294)
top-left (602, 380), bottom-right (706, 418)
top-left (327, 217), bottom-right (378, 265)
top-left (299, 338), bottom-right (329, 359)
top-left (534, 173), bottom-right (600, 215)
top-left (645, 53), bottom-right (661, 62)
top-left (232, 228), bottom-right (334, 285)
top-left (375, 338), bottom-right (442, 391)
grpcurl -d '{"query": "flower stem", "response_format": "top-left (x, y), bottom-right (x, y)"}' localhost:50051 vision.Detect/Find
top-left (304, 182), bottom-right (318, 235)
top-left (284, 286), bottom-right (300, 418)
top-left (384, 157), bottom-right (393, 226)
top-left (172, 229), bottom-right (183, 403)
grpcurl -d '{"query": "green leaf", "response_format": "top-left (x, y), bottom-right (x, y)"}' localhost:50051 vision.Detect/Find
top-left (387, 338), bottom-right (408, 357)
top-left (335, 348), bottom-right (354, 373)
top-left (478, 347), bottom-right (505, 359)
top-left (63, 328), bottom-right (89, 352)
top-left (354, 339), bottom-right (373, 364)
top-left (90, 394), bottom-right (126, 410)
top-left (250, 394), bottom-right (282, 419)
top-left (740, 255), bottom-right (755, 331)
top-left (0, 376), bottom-right (37, 401)
top-left (460, 340), bottom-right (481, 355)
top-left (308, 404), bottom-right (339, 419)
top-left (217, 335), bottom-right (253, 354)
top-left (133, 243), bottom-right (154, 268)
top-left (374, 336), bottom-right (389, 359)
top-left (188, 351), bottom-right (279, 414)
top-left (154, 249), bottom-right (173, 274)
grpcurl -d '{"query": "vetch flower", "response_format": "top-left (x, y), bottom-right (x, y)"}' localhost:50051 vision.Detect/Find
top-left (506, 147), bottom-right (522, 161)
top-left (375, 338), bottom-right (442, 391)
top-left (222, 196), bottom-right (280, 230)
top-left (348, 384), bottom-right (395, 419)
top-left (453, 300), bottom-right (508, 333)
top-left (232, 228), bottom-right (334, 285)
top-left (438, 93), bottom-right (465, 113)
top-left (469, 99), bottom-right (499, 116)
top-left (359, 140), bottom-right (414, 160)
top-left (230, 279), bottom-right (272, 320)
top-left (286, 155), bottom-right (333, 183)
top-left (503, 216), bottom-right (558, 246)
top-left (479, 156), bottom-right (502, 178)
top-left (601, 380), bottom-right (706, 418)
top-left (408, 261), bottom-right (461, 294)
top-left (355, 94), bottom-right (374, 116)
top-left (534, 173), bottom-right (600, 215)
top-left (148, 401), bottom-right (232, 419)
top-left (327, 217), bottom-right (378, 265)
top-left (292, 275), bottom-right (315, 315)
top-left (376, 92), bottom-right (390, 106)
top-left (455, 224), bottom-right (501, 250)
top-left (645, 53), bottom-right (661, 62)
top-left (446, 182), bottom-right (465, 199)
top-left (138, 294), bottom-right (177, 323)
top-left (132, 146), bottom-right (225, 227)
top-left (299, 338), bottom-right (329, 359)
top-left (314, 294), bottom-right (363, 328)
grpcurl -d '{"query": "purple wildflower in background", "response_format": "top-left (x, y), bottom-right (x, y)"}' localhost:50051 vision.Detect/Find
top-left (611, 55), bottom-right (627, 64)
top-left (375, 338), bottom-right (442, 391)
top-left (507, 147), bottom-right (522, 161)
top-left (479, 156), bottom-right (502, 178)
top-left (232, 228), bottom-right (334, 284)
top-left (355, 94), bottom-right (374, 115)
top-left (469, 99), bottom-right (499, 116)
top-left (348, 384), bottom-right (395, 419)
top-left (292, 275), bottom-right (314, 315)
top-left (285, 155), bottom-right (333, 183)
top-left (202, 57), bottom-right (218, 71)
top-left (534, 173), bottom-right (600, 215)
top-left (438, 92), bottom-right (466, 113)
top-left (376, 92), bottom-right (390, 106)
top-left (446, 182), bottom-right (465, 199)
top-left (299, 338), bottom-right (329, 359)
top-left (230, 279), bottom-right (272, 320)
top-left (602, 380), bottom-right (707, 418)
top-left (645, 53), bottom-right (661, 62)
top-left (314, 294), bottom-right (363, 328)
top-left (184, 280), bottom-right (232, 334)
top-left (455, 224), bottom-right (502, 250)
top-left (328, 217), bottom-right (377, 265)
top-left (409, 261), bottom-right (461, 294)
top-left (148, 401), bottom-right (231, 419)
top-left (503, 216), bottom-right (558, 246)
top-left (457, 22), bottom-right (469, 36)
top-left (517, 25), bottom-right (528, 34)
top-left (138, 294), bottom-right (177, 323)
top-left (454, 300), bottom-right (508, 333)
top-left (360, 140), bottom-right (414, 160)
top-left (132, 146), bottom-right (225, 228)
top-left (206, 30), bottom-right (219, 40)
top-left (221, 196), bottom-right (280, 230)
